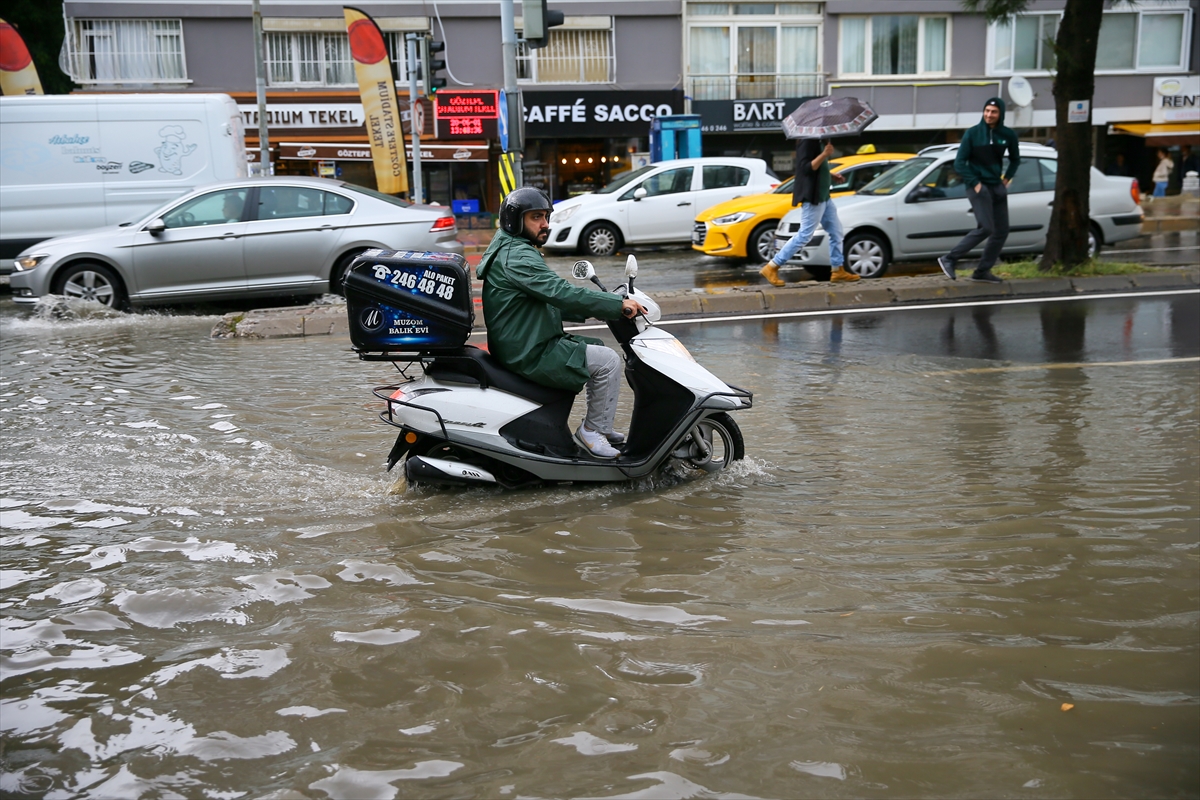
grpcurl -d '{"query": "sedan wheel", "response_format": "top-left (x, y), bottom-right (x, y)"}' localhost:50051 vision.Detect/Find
top-left (582, 223), bottom-right (621, 258)
top-left (748, 221), bottom-right (778, 263)
top-left (1088, 224), bottom-right (1102, 258)
top-left (55, 263), bottom-right (126, 309)
top-left (844, 233), bottom-right (890, 279)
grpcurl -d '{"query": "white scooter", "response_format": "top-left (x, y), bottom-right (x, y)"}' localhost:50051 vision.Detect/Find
top-left (348, 252), bottom-right (751, 488)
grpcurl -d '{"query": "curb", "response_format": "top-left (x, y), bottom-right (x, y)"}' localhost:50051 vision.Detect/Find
top-left (211, 268), bottom-right (1200, 339)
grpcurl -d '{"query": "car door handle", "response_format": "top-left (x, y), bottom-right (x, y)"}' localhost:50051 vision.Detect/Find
top-left (677, 201), bottom-right (692, 207)
top-left (220, 232), bottom-right (239, 239)
top-left (319, 224), bottom-right (335, 230)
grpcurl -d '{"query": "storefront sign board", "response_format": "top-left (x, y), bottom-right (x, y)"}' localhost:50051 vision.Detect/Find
top-left (1153, 75), bottom-right (1200, 124)
top-left (693, 97), bottom-right (817, 133)
top-left (522, 91), bottom-right (684, 138)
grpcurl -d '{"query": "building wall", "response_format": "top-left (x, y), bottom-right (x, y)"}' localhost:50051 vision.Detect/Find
top-left (183, 19), bottom-right (256, 93)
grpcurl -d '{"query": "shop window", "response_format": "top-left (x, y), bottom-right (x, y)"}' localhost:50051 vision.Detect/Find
top-left (63, 18), bottom-right (187, 84)
top-left (517, 26), bottom-right (614, 84)
top-left (839, 15), bottom-right (950, 78)
top-left (702, 164), bottom-right (750, 189)
top-left (991, 6), bottom-right (1191, 74)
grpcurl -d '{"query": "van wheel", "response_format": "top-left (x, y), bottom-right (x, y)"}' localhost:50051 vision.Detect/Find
top-left (747, 221), bottom-right (778, 263)
top-left (844, 232), bottom-right (890, 278)
top-left (331, 250), bottom-right (366, 295)
top-left (581, 223), bottom-right (622, 257)
top-left (54, 262), bottom-right (127, 310)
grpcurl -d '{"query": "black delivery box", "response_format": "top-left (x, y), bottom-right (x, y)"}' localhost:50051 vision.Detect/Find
top-left (345, 250), bottom-right (474, 357)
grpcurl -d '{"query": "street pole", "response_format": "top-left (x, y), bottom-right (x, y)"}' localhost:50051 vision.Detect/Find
top-left (500, 0), bottom-right (522, 188)
top-left (406, 33), bottom-right (423, 203)
top-left (251, 0), bottom-right (270, 175)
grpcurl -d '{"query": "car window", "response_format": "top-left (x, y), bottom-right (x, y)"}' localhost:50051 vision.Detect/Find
top-left (596, 165), bottom-right (654, 195)
top-left (859, 157), bottom-right (935, 195)
top-left (340, 183), bottom-right (412, 208)
top-left (324, 191), bottom-right (355, 215)
top-left (621, 167), bottom-right (694, 200)
top-left (1036, 158), bottom-right (1058, 190)
top-left (258, 186), bottom-right (328, 220)
top-left (922, 162), bottom-right (969, 199)
top-left (772, 177), bottom-right (794, 194)
top-left (852, 163), bottom-right (897, 190)
top-left (162, 189), bottom-right (250, 229)
top-left (702, 165), bottom-right (750, 189)
top-left (1003, 157), bottom-right (1044, 193)
top-left (831, 167), bottom-right (855, 192)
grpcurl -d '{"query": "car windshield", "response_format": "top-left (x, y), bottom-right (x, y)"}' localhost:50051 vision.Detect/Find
top-left (772, 177), bottom-right (794, 194)
top-left (595, 166), bottom-right (655, 195)
top-left (858, 158), bottom-right (935, 195)
top-left (339, 183), bottom-right (413, 208)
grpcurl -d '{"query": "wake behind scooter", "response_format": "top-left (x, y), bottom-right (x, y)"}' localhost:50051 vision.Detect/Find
top-left (346, 250), bottom-right (751, 488)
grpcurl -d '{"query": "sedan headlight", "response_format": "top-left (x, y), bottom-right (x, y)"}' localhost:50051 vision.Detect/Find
top-left (14, 254), bottom-right (48, 271)
top-left (550, 204), bottom-right (580, 224)
top-left (711, 211), bottom-right (756, 226)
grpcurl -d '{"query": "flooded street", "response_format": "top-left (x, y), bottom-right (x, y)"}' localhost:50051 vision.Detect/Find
top-left (1, 292), bottom-right (1197, 798)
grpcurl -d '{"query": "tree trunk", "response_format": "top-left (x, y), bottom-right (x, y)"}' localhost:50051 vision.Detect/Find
top-left (1039, 0), bottom-right (1104, 273)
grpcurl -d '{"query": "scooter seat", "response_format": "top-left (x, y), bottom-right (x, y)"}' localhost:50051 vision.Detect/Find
top-left (426, 346), bottom-right (577, 406)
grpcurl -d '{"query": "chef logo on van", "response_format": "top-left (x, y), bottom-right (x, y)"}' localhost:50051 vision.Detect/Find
top-left (128, 161), bottom-right (154, 174)
top-left (155, 125), bottom-right (197, 175)
top-left (95, 161), bottom-right (123, 173)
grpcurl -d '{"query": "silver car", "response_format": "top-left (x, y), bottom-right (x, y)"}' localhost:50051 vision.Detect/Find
top-left (772, 143), bottom-right (1145, 279)
top-left (9, 176), bottom-right (462, 309)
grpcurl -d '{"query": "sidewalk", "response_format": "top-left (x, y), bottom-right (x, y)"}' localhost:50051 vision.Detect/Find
top-left (1139, 193), bottom-right (1200, 233)
top-left (211, 266), bottom-right (1199, 339)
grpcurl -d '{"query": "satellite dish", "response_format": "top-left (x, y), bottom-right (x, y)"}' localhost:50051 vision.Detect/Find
top-left (1008, 75), bottom-right (1033, 108)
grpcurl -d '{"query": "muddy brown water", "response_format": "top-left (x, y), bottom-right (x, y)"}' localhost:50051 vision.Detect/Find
top-left (1, 293), bottom-right (1197, 798)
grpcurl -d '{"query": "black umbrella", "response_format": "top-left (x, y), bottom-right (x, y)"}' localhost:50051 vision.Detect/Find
top-left (782, 96), bottom-right (878, 139)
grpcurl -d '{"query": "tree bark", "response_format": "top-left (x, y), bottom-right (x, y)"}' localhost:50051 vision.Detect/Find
top-left (1039, 0), bottom-right (1104, 272)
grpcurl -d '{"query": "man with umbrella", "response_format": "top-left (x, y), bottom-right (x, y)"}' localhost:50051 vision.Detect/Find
top-left (761, 97), bottom-right (878, 286)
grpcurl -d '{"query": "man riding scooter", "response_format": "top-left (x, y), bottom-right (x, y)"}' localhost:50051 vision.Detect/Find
top-left (475, 187), bottom-right (647, 459)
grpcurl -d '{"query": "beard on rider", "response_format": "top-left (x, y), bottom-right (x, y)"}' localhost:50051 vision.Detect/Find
top-left (523, 209), bottom-right (551, 246)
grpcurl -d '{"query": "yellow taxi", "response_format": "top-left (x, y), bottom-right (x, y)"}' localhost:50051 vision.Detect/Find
top-left (692, 150), bottom-right (915, 262)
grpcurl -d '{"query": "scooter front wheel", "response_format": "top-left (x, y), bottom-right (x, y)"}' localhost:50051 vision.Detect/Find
top-left (674, 413), bottom-right (745, 473)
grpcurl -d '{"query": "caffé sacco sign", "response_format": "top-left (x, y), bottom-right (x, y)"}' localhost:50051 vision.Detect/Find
top-left (521, 91), bottom-right (684, 137)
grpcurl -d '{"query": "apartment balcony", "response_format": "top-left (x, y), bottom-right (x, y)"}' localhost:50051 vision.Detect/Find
top-left (686, 73), bottom-right (824, 101)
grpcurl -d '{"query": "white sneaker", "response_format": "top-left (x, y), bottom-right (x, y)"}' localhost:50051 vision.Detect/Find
top-left (575, 425), bottom-right (620, 459)
top-left (603, 430), bottom-right (626, 444)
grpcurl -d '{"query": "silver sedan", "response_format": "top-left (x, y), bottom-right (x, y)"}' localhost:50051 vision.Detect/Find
top-left (9, 176), bottom-right (463, 309)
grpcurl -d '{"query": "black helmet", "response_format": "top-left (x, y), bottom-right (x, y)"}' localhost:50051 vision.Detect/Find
top-left (499, 187), bottom-right (552, 238)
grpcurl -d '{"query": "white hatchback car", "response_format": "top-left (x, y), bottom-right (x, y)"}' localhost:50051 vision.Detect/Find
top-left (772, 143), bottom-right (1144, 279)
top-left (545, 157), bottom-right (778, 257)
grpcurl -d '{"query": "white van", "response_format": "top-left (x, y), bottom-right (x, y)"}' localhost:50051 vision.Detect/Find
top-left (0, 93), bottom-right (247, 273)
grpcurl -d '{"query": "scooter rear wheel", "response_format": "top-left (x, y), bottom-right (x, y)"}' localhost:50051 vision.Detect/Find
top-left (675, 413), bottom-right (744, 473)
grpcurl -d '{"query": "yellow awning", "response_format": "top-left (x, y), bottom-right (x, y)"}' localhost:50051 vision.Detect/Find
top-left (1111, 122), bottom-right (1200, 140)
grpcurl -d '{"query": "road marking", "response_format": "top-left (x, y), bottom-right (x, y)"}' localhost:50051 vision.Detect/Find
top-left (922, 356), bottom-right (1200, 376)
top-left (556, 288), bottom-right (1200, 333)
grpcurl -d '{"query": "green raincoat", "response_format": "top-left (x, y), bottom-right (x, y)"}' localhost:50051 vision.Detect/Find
top-left (476, 229), bottom-right (625, 392)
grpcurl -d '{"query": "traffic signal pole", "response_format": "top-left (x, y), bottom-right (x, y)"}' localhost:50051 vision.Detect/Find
top-left (500, 0), bottom-right (522, 188)
top-left (405, 33), bottom-right (423, 203)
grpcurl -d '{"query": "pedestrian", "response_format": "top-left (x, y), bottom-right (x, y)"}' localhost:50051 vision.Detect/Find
top-left (937, 97), bottom-right (1021, 284)
top-left (1152, 148), bottom-right (1173, 198)
top-left (475, 187), bottom-right (646, 460)
top-left (1181, 144), bottom-right (1200, 179)
top-left (759, 138), bottom-right (860, 287)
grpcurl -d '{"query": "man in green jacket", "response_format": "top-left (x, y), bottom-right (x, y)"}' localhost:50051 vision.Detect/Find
top-left (938, 97), bottom-right (1021, 284)
top-left (476, 187), bottom-right (646, 459)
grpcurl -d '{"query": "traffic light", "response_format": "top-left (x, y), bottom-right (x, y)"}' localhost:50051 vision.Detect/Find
top-left (522, 0), bottom-right (564, 50)
top-left (421, 36), bottom-right (447, 94)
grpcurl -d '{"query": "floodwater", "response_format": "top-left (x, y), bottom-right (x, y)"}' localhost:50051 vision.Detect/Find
top-left (1, 293), bottom-right (1197, 799)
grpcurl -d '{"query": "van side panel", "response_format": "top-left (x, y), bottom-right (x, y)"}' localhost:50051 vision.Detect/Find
top-left (0, 97), bottom-right (107, 254)
top-left (0, 94), bottom-right (248, 258)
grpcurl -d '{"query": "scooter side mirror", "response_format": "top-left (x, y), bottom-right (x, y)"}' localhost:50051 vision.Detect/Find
top-left (624, 254), bottom-right (638, 279)
top-left (572, 260), bottom-right (595, 280)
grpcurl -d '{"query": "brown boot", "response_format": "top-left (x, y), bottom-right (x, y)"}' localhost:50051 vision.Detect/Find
top-left (759, 262), bottom-right (785, 287)
top-left (830, 267), bottom-right (861, 283)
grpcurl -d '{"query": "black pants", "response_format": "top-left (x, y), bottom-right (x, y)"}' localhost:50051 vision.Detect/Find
top-left (947, 182), bottom-right (1009, 273)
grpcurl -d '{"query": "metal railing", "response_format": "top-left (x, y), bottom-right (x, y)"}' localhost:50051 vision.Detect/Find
top-left (62, 18), bottom-right (188, 84)
top-left (686, 73), bottom-right (824, 101)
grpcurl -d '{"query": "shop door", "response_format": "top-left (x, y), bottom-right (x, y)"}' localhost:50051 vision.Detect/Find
top-left (622, 166), bottom-right (696, 243)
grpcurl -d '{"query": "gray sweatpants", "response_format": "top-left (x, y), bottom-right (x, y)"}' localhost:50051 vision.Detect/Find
top-left (947, 182), bottom-right (1010, 273)
top-left (584, 344), bottom-right (622, 434)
